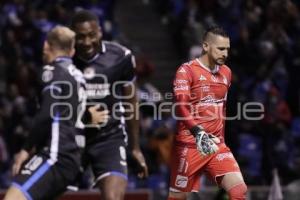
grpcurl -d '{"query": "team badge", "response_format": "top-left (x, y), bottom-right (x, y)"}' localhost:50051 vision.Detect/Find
top-left (42, 70), bottom-right (53, 82)
top-left (84, 67), bottom-right (95, 80)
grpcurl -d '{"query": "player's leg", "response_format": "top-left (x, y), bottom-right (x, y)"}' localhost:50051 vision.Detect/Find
top-left (97, 175), bottom-right (127, 200)
top-left (3, 186), bottom-right (27, 200)
top-left (93, 144), bottom-right (128, 200)
top-left (168, 190), bottom-right (188, 200)
top-left (6, 153), bottom-right (80, 200)
top-left (218, 172), bottom-right (247, 200)
top-left (168, 144), bottom-right (209, 200)
top-left (87, 133), bottom-right (128, 200)
top-left (206, 144), bottom-right (247, 200)
top-left (6, 154), bottom-right (53, 200)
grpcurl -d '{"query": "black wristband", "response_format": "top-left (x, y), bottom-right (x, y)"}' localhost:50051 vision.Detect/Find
top-left (190, 126), bottom-right (202, 136)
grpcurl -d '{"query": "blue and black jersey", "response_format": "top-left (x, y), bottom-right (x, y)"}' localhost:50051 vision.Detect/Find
top-left (13, 57), bottom-right (87, 200)
top-left (24, 57), bottom-right (86, 166)
top-left (74, 41), bottom-right (136, 140)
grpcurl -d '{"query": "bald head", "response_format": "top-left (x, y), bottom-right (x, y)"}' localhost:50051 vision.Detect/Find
top-left (47, 26), bottom-right (76, 52)
top-left (43, 26), bottom-right (76, 63)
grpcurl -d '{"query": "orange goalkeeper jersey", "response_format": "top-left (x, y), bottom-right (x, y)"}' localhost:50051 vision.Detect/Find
top-left (173, 59), bottom-right (232, 144)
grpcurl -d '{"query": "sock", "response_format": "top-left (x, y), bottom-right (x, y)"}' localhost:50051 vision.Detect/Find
top-left (228, 183), bottom-right (247, 200)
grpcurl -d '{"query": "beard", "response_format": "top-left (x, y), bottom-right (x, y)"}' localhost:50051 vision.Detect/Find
top-left (215, 58), bottom-right (226, 65)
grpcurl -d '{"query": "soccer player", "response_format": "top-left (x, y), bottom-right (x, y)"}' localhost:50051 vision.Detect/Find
top-left (168, 26), bottom-right (247, 200)
top-left (3, 26), bottom-right (105, 200)
top-left (71, 10), bottom-right (148, 200)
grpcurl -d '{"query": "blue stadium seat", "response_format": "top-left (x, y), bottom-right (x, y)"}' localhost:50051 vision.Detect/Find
top-left (291, 117), bottom-right (300, 138)
top-left (238, 134), bottom-right (262, 177)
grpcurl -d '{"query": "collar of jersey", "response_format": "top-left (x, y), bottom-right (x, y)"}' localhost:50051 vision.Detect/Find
top-left (53, 56), bottom-right (73, 64)
top-left (196, 58), bottom-right (219, 74)
top-left (101, 41), bottom-right (106, 53)
top-left (78, 42), bottom-right (105, 64)
top-left (80, 53), bottom-right (100, 64)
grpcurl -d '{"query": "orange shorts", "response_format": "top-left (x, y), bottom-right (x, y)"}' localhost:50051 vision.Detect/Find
top-left (169, 142), bottom-right (241, 192)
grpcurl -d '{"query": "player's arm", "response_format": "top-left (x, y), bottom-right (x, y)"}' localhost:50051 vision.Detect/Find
top-left (174, 66), bottom-right (219, 155)
top-left (122, 53), bottom-right (148, 178)
top-left (173, 65), bottom-right (198, 129)
top-left (123, 82), bottom-right (148, 178)
top-left (13, 73), bottom-right (61, 175)
top-left (82, 103), bottom-right (110, 127)
top-left (23, 80), bottom-right (61, 152)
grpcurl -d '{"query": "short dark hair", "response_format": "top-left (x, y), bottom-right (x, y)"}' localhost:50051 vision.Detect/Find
top-left (71, 10), bottom-right (99, 28)
top-left (202, 26), bottom-right (229, 41)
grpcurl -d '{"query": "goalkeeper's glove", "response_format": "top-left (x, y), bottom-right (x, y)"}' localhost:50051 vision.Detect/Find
top-left (190, 126), bottom-right (220, 156)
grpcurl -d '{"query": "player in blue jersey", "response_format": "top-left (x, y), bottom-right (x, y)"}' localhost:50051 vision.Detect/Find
top-left (71, 10), bottom-right (148, 200)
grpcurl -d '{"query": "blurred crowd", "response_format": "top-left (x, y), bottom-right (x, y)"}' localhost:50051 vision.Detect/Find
top-left (0, 0), bottom-right (300, 196)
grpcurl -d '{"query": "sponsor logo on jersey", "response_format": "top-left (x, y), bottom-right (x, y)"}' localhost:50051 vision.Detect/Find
top-left (176, 79), bottom-right (188, 84)
top-left (216, 152), bottom-right (234, 161)
top-left (200, 85), bottom-right (210, 92)
top-left (200, 95), bottom-right (224, 104)
top-left (175, 175), bottom-right (188, 188)
top-left (199, 75), bottom-right (207, 81)
top-left (174, 85), bottom-right (189, 91)
top-left (200, 95), bottom-right (214, 102)
top-left (86, 83), bottom-right (110, 98)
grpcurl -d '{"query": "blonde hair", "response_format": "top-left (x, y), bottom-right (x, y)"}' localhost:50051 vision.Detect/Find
top-left (47, 25), bottom-right (75, 52)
